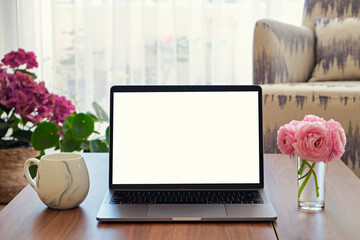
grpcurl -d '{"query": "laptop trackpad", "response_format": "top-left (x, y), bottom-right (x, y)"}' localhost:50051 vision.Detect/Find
top-left (147, 204), bottom-right (226, 218)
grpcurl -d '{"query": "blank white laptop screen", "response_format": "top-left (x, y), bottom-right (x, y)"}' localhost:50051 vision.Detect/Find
top-left (112, 91), bottom-right (260, 185)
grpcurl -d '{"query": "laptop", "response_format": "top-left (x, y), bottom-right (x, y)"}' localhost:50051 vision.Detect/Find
top-left (96, 85), bottom-right (277, 222)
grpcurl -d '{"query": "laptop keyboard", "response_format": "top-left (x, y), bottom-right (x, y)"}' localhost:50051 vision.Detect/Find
top-left (110, 190), bottom-right (263, 204)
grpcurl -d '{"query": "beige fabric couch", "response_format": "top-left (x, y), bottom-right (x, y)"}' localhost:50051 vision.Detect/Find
top-left (253, 0), bottom-right (360, 177)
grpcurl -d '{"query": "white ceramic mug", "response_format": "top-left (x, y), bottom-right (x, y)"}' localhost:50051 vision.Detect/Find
top-left (24, 153), bottom-right (90, 210)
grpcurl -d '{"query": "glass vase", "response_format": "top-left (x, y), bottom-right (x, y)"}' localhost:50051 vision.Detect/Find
top-left (296, 155), bottom-right (327, 211)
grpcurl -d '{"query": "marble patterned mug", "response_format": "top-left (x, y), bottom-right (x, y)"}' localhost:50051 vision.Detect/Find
top-left (24, 153), bottom-right (90, 209)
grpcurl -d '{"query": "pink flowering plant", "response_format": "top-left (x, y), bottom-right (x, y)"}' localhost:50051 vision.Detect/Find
top-left (0, 49), bottom-right (109, 165)
top-left (277, 115), bottom-right (346, 198)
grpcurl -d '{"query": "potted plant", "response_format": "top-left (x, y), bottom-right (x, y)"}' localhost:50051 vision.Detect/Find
top-left (0, 49), bottom-right (109, 203)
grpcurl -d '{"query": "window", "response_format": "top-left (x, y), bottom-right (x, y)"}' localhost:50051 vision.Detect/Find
top-left (0, 0), bottom-right (304, 112)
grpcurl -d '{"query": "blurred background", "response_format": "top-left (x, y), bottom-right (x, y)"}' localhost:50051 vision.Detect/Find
top-left (0, 0), bottom-right (304, 113)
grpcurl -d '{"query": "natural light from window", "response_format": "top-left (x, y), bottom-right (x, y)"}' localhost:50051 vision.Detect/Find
top-left (0, 0), bottom-right (304, 112)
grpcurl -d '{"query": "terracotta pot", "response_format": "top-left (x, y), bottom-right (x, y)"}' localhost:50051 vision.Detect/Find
top-left (0, 147), bottom-right (39, 203)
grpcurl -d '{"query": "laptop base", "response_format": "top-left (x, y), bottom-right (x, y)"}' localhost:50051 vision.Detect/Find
top-left (97, 189), bottom-right (277, 222)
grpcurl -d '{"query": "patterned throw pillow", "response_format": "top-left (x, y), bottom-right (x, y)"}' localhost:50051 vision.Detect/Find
top-left (309, 18), bottom-right (360, 82)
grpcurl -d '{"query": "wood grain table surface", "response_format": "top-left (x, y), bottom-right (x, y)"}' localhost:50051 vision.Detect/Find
top-left (1, 153), bottom-right (359, 239)
top-left (265, 154), bottom-right (360, 240)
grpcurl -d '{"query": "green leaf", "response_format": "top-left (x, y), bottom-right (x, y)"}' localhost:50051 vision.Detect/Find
top-left (0, 119), bottom-right (10, 138)
top-left (12, 130), bottom-right (32, 143)
top-left (59, 130), bottom-right (82, 152)
top-left (89, 139), bottom-right (109, 152)
top-left (62, 120), bottom-right (71, 134)
top-left (72, 113), bottom-right (94, 139)
top-left (9, 115), bottom-right (20, 132)
top-left (0, 128), bottom-right (7, 138)
top-left (105, 126), bottom-right (110, 146)
top-left (31, 122), bottom-right (60, 150)
top-left (39, 150), bottom-right (45, 158)
top-left (0, 120), bottom-right (15, 130)
top-left (54, 143), bottom-right (60, 150)
top-left (0, 103), bottom-right (12, 114)
top-left (80, 141), bottom-right (90, 151)
top-left (29, 164), bottom-right (38, 179)
top-left (86, 111), bottom-right (98, 122)
top-left (20, 117), bottom-right (28, 127)
top-left (15, 69), bottom-right (37, 79)
top-left (62, 114), bottom-right (75, 132)
top-left (92, 102), bottom-right (109, 122)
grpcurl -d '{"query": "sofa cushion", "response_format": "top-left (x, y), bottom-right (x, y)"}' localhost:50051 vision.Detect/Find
top-left (261, 81), bottom-right (360, 177)
top-left (302, 0), bottom-right (360, 30)
top-left (309, 18), bottom-right (360, 82)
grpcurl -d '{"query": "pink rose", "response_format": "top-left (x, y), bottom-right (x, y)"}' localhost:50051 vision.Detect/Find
top-left (326, 119), bottom-right (346, 161)
top-left (293, 121), bottom-right (332, 162)
top-left (289, 120), bottom-right (300, 126)
top-left (303, 114), bottom-right (326, 124)
top-left (277, 123), bottom-right (297, 156)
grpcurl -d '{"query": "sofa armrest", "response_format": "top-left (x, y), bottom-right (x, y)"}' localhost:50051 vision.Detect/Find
top-left (253, 19), bottom-right (315, 84)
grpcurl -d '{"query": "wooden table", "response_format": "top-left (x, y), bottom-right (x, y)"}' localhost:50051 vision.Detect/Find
top-left (1, 154), bottom-right (359, 239)
top-left (265, 154), bottom-right (360, 239)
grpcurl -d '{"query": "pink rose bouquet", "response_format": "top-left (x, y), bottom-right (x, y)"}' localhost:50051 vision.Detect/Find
top-left (277, 115), bottom-right (346, 198)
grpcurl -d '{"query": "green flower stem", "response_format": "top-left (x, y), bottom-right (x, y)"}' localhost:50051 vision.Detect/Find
top-left (303, 161), bottom-right (320, 198)
top-left (304, 161), bottom-right (312, 169)
top-left (297, 160), bottom-right (306, 175)
top-left (297, 160), bottom-right (312, 180)
top-left (298, 170), bottom-right (312, 180)
top-left (298, 161), bottom-right (317, 199)
top-left (312, 167), bottom-right (320, 198)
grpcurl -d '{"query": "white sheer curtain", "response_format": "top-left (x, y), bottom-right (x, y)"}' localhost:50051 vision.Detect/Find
top-left (0, 0), bottom-right (304, 112)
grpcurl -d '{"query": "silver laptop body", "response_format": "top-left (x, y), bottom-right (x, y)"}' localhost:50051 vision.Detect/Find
top-left (97, 85), bottom-right (277, 222)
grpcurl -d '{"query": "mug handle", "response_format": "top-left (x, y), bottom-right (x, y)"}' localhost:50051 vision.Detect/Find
top-left (24, 158), bottom-right (40, 191)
